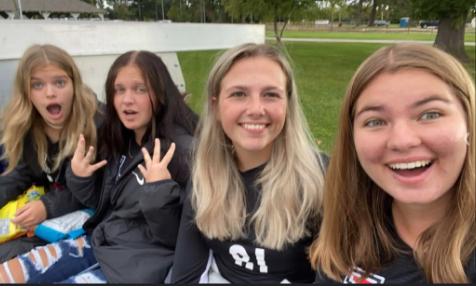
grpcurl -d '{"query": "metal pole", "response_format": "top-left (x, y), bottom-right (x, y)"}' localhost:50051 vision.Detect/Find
top-left (161, 0), bottom-right (164, 20)
top-left (17, 0), bottom-right (23, 19)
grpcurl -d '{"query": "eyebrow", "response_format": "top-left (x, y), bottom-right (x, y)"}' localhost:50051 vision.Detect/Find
top-left (411, 95), bottom-right (450, 108)
top-left (355, 105), bottom-right (384, 119)
top-left (355, 95), bottom-right (451, 119)
top-left (224, 85), bottom-right (285, 94)
top-left (31, 75), bottom-right (69, 80)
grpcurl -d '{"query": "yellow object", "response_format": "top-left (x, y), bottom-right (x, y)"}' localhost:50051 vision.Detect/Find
top-left (0, 185), bottom-right (45, 244)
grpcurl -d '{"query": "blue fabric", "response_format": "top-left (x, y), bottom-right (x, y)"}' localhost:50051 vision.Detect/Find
top-left (34, 209), bottom-right (95, 243)
top-left (59, 268), bottom-right (107, 284)
top-left (17, 235), bottom-right (97, 284)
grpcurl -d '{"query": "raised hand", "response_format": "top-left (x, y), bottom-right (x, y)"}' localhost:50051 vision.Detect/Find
top-left (137, 138), bottom-right (175, 183)
top-left (71, 134), bottom-right (107, 177)
top-left (11, 200), bottom-right (47, 228)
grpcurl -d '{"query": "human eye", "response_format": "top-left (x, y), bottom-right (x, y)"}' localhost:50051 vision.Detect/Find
top-left (230, 92), bottom-right (245, 97)
top-left (31, 82), bottom-right (43, 89)
top-left (365, 119), bottom-right (386, 127)
top-left (420, 112), bottom-right (440, 120)
top-left (114, 87), bottom-right (125, 94)
top-left (264, 92), bottom-right (279, 98)
top-left (137, 86), bottom-right (148, 93)
top-left (56, 80), bottom-right (65, 86)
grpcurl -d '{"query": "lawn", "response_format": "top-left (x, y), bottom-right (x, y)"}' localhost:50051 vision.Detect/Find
top-left (178, 43), bottom-right (476, 154)
top-left (265, 30), bottom-right (476, 43)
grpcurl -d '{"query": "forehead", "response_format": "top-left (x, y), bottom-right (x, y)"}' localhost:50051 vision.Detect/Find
top-left (355, 70), bottom-right (455, 111)
top-left (31, 64), bottom-right (69, 78)
top-left (115, 65), bottom-right (144, 82)
top-left (221, 56), bottom-right (286, 86)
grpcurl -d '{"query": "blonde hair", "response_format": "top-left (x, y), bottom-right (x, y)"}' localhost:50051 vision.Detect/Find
top-left (309, 43), bottom-right (476, 283)
top-left (1, 44), bottom-right (98, 174)
top-left (192, 43), bottom-right (326, 250)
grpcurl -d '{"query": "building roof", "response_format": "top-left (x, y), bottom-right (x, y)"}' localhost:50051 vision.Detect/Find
top-left (0, 0), bottom-right (106, 13)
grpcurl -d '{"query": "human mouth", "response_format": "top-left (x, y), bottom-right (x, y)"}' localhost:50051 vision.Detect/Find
top-left (387, 159), bottom-right (434, 184)
top-left (46, 103), bottom-right (62, 120)
top-left (240, 123), bottom-right (268, 132)
top-left (123, 110), bottom-right (138, 120)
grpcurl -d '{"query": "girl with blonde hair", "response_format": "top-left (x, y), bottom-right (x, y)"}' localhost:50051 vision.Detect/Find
top-left (310, 43), bottom-right (476, 283)
top-left (0, 44), bottom-right (101, 263)
top-left (171, 43), bottom-right (329, 283)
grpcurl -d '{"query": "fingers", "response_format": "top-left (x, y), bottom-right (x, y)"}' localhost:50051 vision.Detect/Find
top-left (91, 160), bottom-right (108, 172)
top-left (73, 134), bottom-right (86, 159)
top-left (13, 203), bottom-right (30, 217)
top-left (152, 138), bottom-right (161, 165)
top-left (142, 148), bottom-right (151, 169)
top-left (11, 208), bottom-right (30, 226)
top-left (85, 146), bottom-right (95, 163)
top-left (161, 143), bottom-right (176, 167)
top-left (137, 164), bottom-right (147, 179)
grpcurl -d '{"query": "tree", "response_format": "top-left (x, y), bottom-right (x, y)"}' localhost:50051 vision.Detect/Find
top-left (368, 0), bottom-right (378, 26)
top-left (410, 0), bottom-right (475, 63)
top-left (355, 0), bottom-right (363, 26)
top-left (222, 0), bottom-right (315, 44)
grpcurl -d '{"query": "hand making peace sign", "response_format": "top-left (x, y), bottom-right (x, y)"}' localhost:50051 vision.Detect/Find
top-left (71, 134), bottom-right (108, 177)
top-left (138, 138), bottom-right (175, 183)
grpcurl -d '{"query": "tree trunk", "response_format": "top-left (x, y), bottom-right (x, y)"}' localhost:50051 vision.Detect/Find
top-left (356, 0), bottom-right (363, 27)
top-left (242, 14), bottom-right (245, 23)
top-left (218, 5), bottom-right (223, 23)
top-left (274, 4), bottom-right (281, 45)
top-left (330, 4), bottom-right (334, 31)
top-left (369, 0), bottom-right (378, 26)
top-left (434, 12), bottom-right (470, 63)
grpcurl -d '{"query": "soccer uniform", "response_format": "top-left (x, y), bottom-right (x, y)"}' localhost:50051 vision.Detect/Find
top-left (172, 153), bottom-right (330, 284)
top-left (315, 218), bottom-right (476, 284)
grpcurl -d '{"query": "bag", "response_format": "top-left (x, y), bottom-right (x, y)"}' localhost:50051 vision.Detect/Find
top-left (0, 185), bottom-right (45, 244)
top-left (34, 208), bottom-right (95, 243)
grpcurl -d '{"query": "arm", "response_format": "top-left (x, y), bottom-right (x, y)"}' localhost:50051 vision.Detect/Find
top-left (39, 186), bottom-right (86, 219)
top-left (65, 163), bottom-right (100, 210)
top-left (139, 179), bottom-right (182, 248)
top-left (0, 154), bottom-right (34, 208)
top-left (171, 189), bottom-right (211, 284)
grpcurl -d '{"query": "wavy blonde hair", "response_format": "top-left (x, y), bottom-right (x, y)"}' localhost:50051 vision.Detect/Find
top-left (192, 43), bottom-right (326, 250)
top-left (309, 43), bottom-right (476, 283)
top-left (1, 44), bottom-right (98, 174)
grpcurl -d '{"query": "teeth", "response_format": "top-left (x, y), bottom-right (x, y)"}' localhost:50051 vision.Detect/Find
top-left (243, 124), bottom-right (265, 130)
top-left (389, 160), bottom-right (432, 170)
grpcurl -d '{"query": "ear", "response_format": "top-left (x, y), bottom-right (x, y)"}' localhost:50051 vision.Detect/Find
top-left (212, 96), bottom-right (221, 122)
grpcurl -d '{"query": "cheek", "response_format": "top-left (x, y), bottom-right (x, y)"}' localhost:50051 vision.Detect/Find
top-left (423, 127), bottom-right (467, 162)
top-left (353, 130), bottom-right (385, 165)
top-left (113, 96), bottom-right (122, 114)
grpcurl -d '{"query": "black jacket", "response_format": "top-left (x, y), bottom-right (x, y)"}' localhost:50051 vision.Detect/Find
top-left (66, 127), bottom-right (193, 283)
top-left (0, 109), bottom-right (104, 219)
top-left (172, 153), bottom-right (330, 284)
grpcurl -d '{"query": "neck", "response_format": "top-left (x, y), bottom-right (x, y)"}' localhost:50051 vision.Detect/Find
top-left (392, 190), bottom-right (453, 249)
top-left (44, 119), bottom-right (63, 130)
top-left (234, 143), bottom-right (273, 172)
top-left (134, 128), bottom-right (145, 146)
top-left (44, 123), bottom-right (61, 143)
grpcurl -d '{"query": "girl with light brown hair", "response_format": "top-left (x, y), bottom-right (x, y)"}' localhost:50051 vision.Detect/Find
top-left (171, 43), bottom-right (329, 283)
top-left (0, 44), bottom-right (101, 263)
top-left (310, 43), bottom-right (476, 283)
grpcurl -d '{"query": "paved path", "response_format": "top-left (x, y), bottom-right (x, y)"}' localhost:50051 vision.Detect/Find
top-left (265, 37), bottom-right (476, 46)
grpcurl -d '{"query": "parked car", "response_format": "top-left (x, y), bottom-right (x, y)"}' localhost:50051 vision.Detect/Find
top-left (419, 20), bottom-right (438, 28)
top-left (374, 20), bottom-right (389, 27)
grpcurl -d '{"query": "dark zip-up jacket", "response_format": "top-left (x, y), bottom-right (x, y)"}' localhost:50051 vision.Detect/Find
top-left (66, 127), bottom-right (193, 283)
top-left (0, 109), bottom-right (104, 219)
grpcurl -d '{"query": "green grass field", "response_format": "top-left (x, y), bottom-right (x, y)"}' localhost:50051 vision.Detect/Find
top-left (265, 30), bottom-right (476, 43)
top-left (178, 42), bottom-right (476, 154)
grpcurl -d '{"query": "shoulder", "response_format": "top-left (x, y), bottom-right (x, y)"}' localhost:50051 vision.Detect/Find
top-left (317, 152), bottom-right (330, 171)
top-left (170, 126), bottom-right (195, 153)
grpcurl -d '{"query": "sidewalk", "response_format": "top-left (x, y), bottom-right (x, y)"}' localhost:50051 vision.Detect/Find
top-left (265, 37), bottom-right (476, 46)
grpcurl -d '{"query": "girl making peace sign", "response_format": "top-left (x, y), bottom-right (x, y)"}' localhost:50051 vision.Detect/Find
top-left (0, 51), bottom-right (198, 283)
